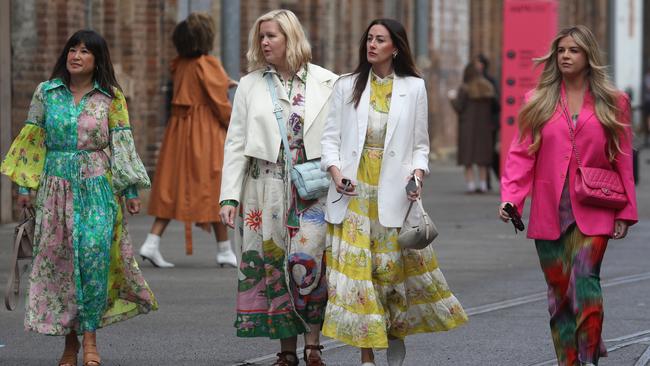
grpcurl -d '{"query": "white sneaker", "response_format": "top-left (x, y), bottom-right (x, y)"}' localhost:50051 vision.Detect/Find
top-left (139, 234), bottom-right (175, 268)
top-left (466, 181), bottom-right (476, 193)
top-left (216, 240), bottom-right (237, 268)
top-left (361, 363), bottom-right (376, 366)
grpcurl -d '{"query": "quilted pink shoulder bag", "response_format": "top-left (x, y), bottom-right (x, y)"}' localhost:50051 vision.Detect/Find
top-left (562, 98), bottom-right (627, 210)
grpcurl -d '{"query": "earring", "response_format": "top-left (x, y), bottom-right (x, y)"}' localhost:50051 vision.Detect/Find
top-left (392, 51), bottom-right (398, 58)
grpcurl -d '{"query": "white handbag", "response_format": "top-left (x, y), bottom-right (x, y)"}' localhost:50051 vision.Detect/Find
top-left (397, 179), bottom-right (438, 250)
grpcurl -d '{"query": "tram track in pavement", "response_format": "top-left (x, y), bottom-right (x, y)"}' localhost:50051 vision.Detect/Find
top-left (232, 271), bottom-right (650, 366)
top-left (528, 330), bottom-right (650, 366)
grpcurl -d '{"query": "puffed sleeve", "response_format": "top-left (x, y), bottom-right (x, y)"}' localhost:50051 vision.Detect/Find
top-left (0, 82), bottom-right (47, 190)
top-left (198, 56), bottom-right (232, 128)
top-left (108, 89), bottom-right (151, 196)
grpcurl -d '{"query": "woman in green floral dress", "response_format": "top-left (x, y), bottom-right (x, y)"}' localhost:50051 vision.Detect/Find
top-left (0, 30), bottom-right (157, 366)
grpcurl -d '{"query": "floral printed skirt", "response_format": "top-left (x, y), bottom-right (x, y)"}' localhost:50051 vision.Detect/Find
top-left (322, 147), bottom-right (468, 348)
top-left (26, 163), bottom-right (157, 336)
top-left (234, 158), bottom-right (327, 339)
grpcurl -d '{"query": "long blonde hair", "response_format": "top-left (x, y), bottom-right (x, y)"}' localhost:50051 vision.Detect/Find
top-left (518, 25), bottom-right (627, 161)
top-left (246, 9), bottom-right (311, 73)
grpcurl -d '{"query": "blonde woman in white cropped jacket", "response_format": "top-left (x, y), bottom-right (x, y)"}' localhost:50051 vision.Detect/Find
top-left (320, 18), bottom-right (468, 366)
top-left (218, 9), bottom-right (336, 366)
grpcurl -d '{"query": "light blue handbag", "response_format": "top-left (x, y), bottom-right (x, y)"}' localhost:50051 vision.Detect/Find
top-left (290, 160), bottom-right (330, 200)
top-left (265, 73), bottom-right (330, 200)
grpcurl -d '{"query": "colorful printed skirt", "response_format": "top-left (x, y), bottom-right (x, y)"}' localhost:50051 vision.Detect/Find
top-left (234, 158), bottom-right (328, 339)
top-left (535, 224), bottom-right (609, 366)
top-left (322, 146), bottom-right (468, 348)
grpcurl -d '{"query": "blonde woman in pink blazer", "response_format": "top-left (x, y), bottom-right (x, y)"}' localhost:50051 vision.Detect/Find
top-left (499, 25), bottom-right (637, 366)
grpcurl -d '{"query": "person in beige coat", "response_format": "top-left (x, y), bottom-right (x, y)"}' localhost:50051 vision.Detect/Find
top-left (219, 9), bottom-right (337, 366)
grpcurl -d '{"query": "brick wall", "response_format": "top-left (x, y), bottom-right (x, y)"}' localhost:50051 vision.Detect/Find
top-left (235, 0), bottom-right (468, 158)
top-left (10, 0), bottom-right (178, 176)
top-left (8, 0), bottom-right (614, 187)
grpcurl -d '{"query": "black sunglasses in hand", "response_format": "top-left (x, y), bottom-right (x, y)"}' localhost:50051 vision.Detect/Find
top-left (332, 179), bottom-right (352, 203)
top-left (503, 203), bottom-right (525, 233)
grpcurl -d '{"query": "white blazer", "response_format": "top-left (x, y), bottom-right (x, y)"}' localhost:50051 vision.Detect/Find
top-left (321, 73), bottom-right (430, 227)
top-left (220, 63), bottom-right (338, 202)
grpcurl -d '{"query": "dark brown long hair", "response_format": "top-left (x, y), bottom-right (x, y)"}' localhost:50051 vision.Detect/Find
top-left (50, 30), bottom-right (120, 97)
top-left (349, 18), bottom-right (420, 108)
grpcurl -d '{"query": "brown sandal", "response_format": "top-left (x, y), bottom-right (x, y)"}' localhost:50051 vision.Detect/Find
top-left (303, 345), bottom-right (326, 366)
top-left (58, 334), bottom-right (80, 366)
top-left (82, 333), bottom-right (101, 366)
top-left (272, 351), bottom-right (299, 366)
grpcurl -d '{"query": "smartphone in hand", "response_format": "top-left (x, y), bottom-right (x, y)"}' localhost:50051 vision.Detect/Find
top-left (503, 203), bottom-right (525, 232)
top-left (405, 177), bottom-right (418, 194)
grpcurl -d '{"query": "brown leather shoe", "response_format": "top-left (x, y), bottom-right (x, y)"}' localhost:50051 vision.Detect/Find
top-left (303, 345), bottom-right (326, 366)
top-left (58, 332), bottom-right (80, 366)
top-left (82, 332), bottom-right (101, 366)
top-left (272, 351), bottom-right (299, 366)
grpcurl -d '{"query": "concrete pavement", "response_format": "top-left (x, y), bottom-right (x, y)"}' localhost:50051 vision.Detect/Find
top-left (0, 149), bottom-right (649, 366)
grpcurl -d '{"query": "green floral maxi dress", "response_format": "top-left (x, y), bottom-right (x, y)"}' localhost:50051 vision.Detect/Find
top-left (322, 72), bottom-right (468, 348)
top-left (0, 79), bottom-right (158, 335)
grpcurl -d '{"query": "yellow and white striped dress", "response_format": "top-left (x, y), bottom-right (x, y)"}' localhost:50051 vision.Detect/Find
top-left (322, 71), bottom-right (468, 348)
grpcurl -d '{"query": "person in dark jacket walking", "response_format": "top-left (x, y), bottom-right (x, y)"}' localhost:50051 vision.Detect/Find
top-left (475, 54), bottom-right (500, 190)
top-left (450, 62), bottom-right (497, 193)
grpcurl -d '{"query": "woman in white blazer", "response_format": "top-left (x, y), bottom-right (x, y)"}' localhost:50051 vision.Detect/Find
top-left (218, 9), bottom-right (336, 366)
top-left (320, 19), bottom-right (468, 366)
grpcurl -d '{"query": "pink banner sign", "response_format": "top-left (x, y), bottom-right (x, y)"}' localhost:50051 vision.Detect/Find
top-left (500, 0), bottom-right (558, 174)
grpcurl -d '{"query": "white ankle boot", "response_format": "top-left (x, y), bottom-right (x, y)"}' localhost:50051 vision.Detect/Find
top-left (216, 240), bottom-right (237, 268)
top-left (361, 363), bottom-right (376, 366)
top-left (139, 234), bottom-right (174, 268)
top-left (387, 338), bottom-right (406, 366)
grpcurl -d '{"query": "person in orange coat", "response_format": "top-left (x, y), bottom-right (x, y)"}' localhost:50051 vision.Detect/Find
top-left (140, 12), bottom-right (236, 268)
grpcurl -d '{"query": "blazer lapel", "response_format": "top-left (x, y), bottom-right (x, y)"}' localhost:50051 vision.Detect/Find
top-left (357, 75), bottom-right (371, 154)
top-left (276, 74), bottom-right (291, 103)
top-left (263, 71), bottom-right (291, 114)
top-left (575, 88), bottom-right (595, 134)
top-left (304, 69), bottom-right (334, 133)
top-left (384, 76), bottom-right (407, 146)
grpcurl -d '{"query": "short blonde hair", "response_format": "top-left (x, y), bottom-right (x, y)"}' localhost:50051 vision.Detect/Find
top-left (246, 9), bottom-right (311, 72)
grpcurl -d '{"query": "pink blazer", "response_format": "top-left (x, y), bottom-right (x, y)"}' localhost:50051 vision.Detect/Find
top-left (501, 87), bottom-right (638, 240)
